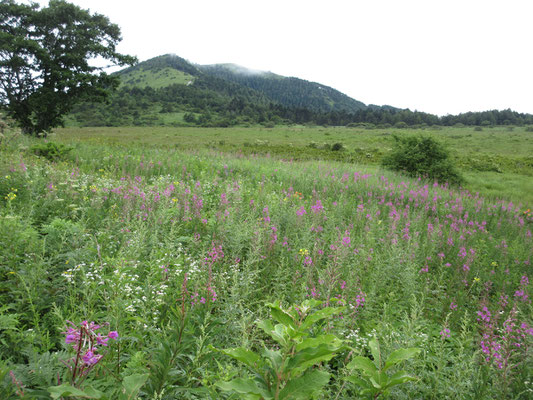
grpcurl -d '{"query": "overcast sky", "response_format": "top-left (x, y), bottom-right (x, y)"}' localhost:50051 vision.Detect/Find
top-left (32, 0), bottom-right (533, 115)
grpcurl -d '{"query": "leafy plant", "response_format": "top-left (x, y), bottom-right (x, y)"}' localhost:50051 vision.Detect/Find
top-left (345, 337), bottom-right (420, 399)
top-left (215, 300), bottom-right (345, 399)
top-left (30, 142), bottom-right (72, 162)
top-left (382, 135), bottom-right (463, 185)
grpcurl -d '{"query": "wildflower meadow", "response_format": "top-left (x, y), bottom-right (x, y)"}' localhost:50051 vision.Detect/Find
top-left (0, 126), bottom-right (531, 399)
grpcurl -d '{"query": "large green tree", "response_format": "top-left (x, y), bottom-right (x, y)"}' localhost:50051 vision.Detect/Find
top-left (0, 0), bottom-right (136, 135)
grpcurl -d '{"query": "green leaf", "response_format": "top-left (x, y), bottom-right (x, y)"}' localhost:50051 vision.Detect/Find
top-left (216, 378), bottom-right (273, 399)
top-left (300, 306), bottom-right (345, 331)
top-left (368, 338), bottom-right (381, 369)
top-left (268, 303), bottom-right (297, 330)
top-left (257, 319), bottom-right (288, 346)
top-left (295, 334), bottom-right (343, 352)
top-left (288, 344), bottom-right (340, 372)
top-left (383, 348), bottom-right (421, 371)
top-left (385, 370), bottom-right (417, 389)
top-left (219, 347), bottom-right (262, 370)
top-left (278, 370), bottom-right (330, 400)
top-left (347, 356), bottom-right (378, 376)
top-left (261, 347), bottom-right (283, 371)
top-left (48, 384), bottom-right (104, 399)
top-left (119, 373), bottom-right (149, 400)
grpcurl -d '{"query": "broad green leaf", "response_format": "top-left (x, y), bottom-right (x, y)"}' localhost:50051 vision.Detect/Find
top-left (347, 356), bottom-right (378, 376)
top-left (119, 373), bottom-right (149, 400)
top-left (261, 347), bottom-right (282, 371)
top-left (278, 370), bottom-right (330, 400)
top-left (383, 348), bottom-right (421, 371)
top-left (300, 299), bottom-right (322, 312)
top-left (48, 384), bottom-right (104, 399)
top-left (288, 344), bottom-right (340, 372)
top-left (295, 334), bottom-right (343, 352)
top-left (219, 347), bottom-right (262, 370)
top-left (385, 370), bottom-right (417, 388)
top-left (368, 338), bottom-right (381, 368)
top-left (300, 306), bottom-right (345, 331)
top-left (217, 378), bottom-right (273, 399)
top-left (257, 320), bottom-right (288, 346)
top-left (268, 304), bottom-right (297, 330)
top-left (369, 376), bottom-right (382, 389)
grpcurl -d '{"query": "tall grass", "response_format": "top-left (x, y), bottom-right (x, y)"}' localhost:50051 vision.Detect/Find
top-left (0, 133), bottom-right (531, 399)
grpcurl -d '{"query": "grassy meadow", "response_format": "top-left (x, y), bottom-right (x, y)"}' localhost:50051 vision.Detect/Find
top-left (55, 125), bottom-right (533, 204)
top-left (0, 124), bottom-right (532, 399)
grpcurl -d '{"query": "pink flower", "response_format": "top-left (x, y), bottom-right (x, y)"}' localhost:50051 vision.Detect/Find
top-left (108, 331), bottom-right (119, 340)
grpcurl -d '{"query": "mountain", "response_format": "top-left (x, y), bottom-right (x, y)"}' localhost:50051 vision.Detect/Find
top-left (198, 63), bottom-right (368, 113)
top-left (69, 55), bottom-right (533, 128)
top-left (68, 54), bottom-right (386, 127)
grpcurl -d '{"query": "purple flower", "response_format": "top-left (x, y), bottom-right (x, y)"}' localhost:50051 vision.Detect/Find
top-left (296, 206), bottom-right (306, 216)
top-left (96, 334), bottom-right (109, 346)
top-left (108, 331), bottom-right (119, 340)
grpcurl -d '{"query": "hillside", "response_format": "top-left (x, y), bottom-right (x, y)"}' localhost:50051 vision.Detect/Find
top-left (67, 54), bottom-right (533, 128)
top-left (198, 63), bottom-right (368, 113)
top-left (68, 54), bottom-right (377, 127)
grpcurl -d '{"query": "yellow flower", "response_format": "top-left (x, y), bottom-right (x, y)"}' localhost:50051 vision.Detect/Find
top-left (473, 277), bottom-right (480, 283)
top-left (5, 192), bottom-right (16, 201)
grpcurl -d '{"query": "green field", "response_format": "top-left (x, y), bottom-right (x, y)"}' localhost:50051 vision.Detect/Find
top-left (54, 125), bottom-right (533, 205)
top-left (1, 125), bottom-right (532, 399)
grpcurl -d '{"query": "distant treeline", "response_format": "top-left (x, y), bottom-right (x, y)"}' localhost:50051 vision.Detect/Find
top-left (70, 83), bottom-right (533, 128)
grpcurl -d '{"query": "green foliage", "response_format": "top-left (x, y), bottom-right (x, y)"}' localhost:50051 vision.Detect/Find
top-left (216, 300), bottom-right (345, 399)
top-left (0, 129), bottom-right (531, 399)
top-left (346, 338), bottom-right (420, 399)
top-left (0, 0), bottom-right (136, 135)
top-left (331, 142), bottom-right (344, 151)
top-left (30, 142), bottom-right (72, 162)
top-left (382, 135), bottom-right (464, 185)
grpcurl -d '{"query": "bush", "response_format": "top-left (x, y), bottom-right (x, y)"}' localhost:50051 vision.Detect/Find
top-left (382, 135), bottom-right (463, 185)
top-left (331, 142), bottom-right (344, 151)
top-left (30, 142), bottom-right (72, 162)
top-left (394, 121), bottom-right (408, 129)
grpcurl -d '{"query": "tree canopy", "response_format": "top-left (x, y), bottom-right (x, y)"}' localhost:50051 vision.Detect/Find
top-left (0, 0), bottom-right (135, 135)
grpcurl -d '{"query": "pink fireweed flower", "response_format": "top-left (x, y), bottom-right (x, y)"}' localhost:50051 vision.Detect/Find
top-left (311, 200), bottom-right (324, 213)
top-left (296, 206), bottom-right (307, 216)
top-left (342, 232), bottom-right (351, 247)
top-left (477, 306), bottom-right (491, 323)
top-left (440, 328), bottom-right (451, 339)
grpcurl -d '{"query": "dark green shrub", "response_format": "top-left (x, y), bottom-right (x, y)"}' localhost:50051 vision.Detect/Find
top-left (394, 121), bottom-right (408, 129)
top-left (331, 142), bottom-right (344, 151)
top-left (474, 126), bottom-right (483, 131)
top-left (30, 142), bottom-right (72, 162)
top-left (382, 135), bottom-right (463, 185)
